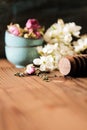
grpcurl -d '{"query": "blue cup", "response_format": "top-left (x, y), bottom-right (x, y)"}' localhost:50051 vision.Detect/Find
top-left (5, 31), bottom-right (43, 68)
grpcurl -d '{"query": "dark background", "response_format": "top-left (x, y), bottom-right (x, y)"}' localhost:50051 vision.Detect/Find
top-left (0, 0), bottom-right (87, 57)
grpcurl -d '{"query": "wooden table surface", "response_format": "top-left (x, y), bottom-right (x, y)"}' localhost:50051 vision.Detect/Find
top-left (0, 59), bottom-right (87, 130)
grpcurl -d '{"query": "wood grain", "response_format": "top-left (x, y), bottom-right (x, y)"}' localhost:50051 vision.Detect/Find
top-left (0, 59), bottom-right (87, 130)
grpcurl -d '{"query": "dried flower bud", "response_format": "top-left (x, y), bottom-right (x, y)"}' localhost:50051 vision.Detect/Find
top-left (7, 24), bottom-right (20, 36)
top-left (25, 64), bottom-right (35, 75)
top-left (26, 19), bottom-right (40, 30)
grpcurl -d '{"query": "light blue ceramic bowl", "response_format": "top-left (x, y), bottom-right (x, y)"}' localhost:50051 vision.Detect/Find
top-left (5, 31), bottom-right (43, 68)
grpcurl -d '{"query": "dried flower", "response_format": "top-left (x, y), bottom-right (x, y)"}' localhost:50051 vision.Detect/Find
top-left (7, 23), bottom-right (23, 36)
top-left (25, 64), bottom-right (35, 75)
top-left (26, 19), bottom-right (40, 30)
top-left (7, 19), bottom-right (45, 39)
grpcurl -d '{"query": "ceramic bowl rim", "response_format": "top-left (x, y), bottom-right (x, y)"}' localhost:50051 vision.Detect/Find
top-left (5, 31), bottom-right (44, 47)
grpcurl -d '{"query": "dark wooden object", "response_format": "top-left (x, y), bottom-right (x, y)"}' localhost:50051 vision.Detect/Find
top-left (58, 55), bottom-right (87, 76)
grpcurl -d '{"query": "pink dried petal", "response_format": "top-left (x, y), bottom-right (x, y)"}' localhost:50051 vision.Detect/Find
top-left (35, 31), bottom-right (41, 38)
top-left (8, 26), bottom-right (20, 36)
top-left (26, 19), bottom-right (40, 30)
top-left (25, 64), bottom-right (35, 75)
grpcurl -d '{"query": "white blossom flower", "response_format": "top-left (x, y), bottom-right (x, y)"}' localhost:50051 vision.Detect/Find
top-left (34, 42), bottom-right (75, 71)
top-left (64, 22), bottom-right (81, 37)
top-left (44, 19), bottom-right (81, 44)
top-left (73, 35), bottom-right (87, 53)
top-left (39, 55), bottom-right (55, 71)
top-left (42, 43), bottom-right (58, 55)
top-left (33, 58), bottom-right (42, 66)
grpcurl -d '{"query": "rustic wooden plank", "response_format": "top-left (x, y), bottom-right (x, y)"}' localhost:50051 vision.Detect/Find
top-left (0, 59), bottom-right (87, 130)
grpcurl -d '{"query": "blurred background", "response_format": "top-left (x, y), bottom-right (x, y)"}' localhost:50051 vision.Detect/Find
top-left (0, 0), bottom-right (87, 57)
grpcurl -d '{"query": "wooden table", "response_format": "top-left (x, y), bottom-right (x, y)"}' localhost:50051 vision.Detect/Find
top-left (0, 59), bottom-right (87, 130)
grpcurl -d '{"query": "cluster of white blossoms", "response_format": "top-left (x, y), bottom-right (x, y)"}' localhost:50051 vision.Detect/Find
top-left (34, 43), bottom-right (61, 71)
top-left (33, 19), bottom-right (87, 72)
top-left (44, 19), bottom-right (81, 44)
top-left (73, 35), bottom-right (87, 53)
top-left (35, 43), bottom-right (74, 71)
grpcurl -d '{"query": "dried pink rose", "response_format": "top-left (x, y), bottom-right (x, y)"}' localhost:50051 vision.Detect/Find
top-left (26, 19), bottom-right (40, 30)
top-left (34, 31), bottom-right (41, 38)
top-left (7, 24), bottom-right (21, 36)
top-left (25, 64), bottom-right (35, 75)
top-left (7, 18), bottom-right (45, 39)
